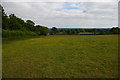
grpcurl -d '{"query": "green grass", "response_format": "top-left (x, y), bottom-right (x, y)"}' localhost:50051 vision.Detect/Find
top-left (2, 35), bottom-right (118, 78)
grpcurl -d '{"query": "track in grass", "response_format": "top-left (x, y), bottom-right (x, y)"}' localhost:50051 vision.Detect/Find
top-left (3, 35), bottom-right (118, 78)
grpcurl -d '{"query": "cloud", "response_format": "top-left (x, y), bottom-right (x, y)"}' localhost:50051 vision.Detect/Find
top-left (1, 2), bottom-right (118, 28)
top-left (1, 0), bottom-right (119, 2)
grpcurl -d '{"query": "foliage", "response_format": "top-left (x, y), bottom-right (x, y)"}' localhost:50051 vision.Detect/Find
top-left (50, 28), bottom-right (120, 35)
top-left (50, 27), bottom-right (59, 35)
top-left (26, 20), bottom-right (35, 26)
top-left (36, 25), bottom-right (49, 35)
top-left (2, 30), bottom-right (38, 38)
top-left (2, 6), bottom-right (49, 38)
top-left (110, 27), bottom-right (120, 34)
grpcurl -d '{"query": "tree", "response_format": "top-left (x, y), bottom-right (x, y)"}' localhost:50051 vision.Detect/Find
top-left (26, 20), bottom-right (35, 26)
top-left (92, 28), bottom-right (97, 35)
top-left (1, 4), bottom-right (51, 37)
top-left (2, 6), bottom-right (10, 30)
top-left (25, 20), bottom-right (35, 31)
top-left (9, 14), bottom-right (23, 30)
top-left (99, 29), bottom-right (105, 35)
top-left (50, 27), bottom-right (58, 35)
top-left (36, 25), bottom-right (49, 35)
top-left (110, 27), bottom-right (120, 34)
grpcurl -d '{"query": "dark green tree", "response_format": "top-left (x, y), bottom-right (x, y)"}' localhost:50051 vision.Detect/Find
top-left (50, 27), bottom-right (58, 35)
top-left (25, 20), bottom-right (36, 31)
top-left (92, 28), bottom-right (97, 34)
top-left (26, 20), bottom-right (35, 26)
top-left (9, 14), bottom-right (23, 30)
top-left (36, 25), bottom-right (49, 35)
top-left (2, 6), bottom-right (10, 30)
top-left (110, 27), bottom-right (120, 34)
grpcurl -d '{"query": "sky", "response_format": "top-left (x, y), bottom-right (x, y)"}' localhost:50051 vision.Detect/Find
top-left (1, 0), bottom-right (119, 28)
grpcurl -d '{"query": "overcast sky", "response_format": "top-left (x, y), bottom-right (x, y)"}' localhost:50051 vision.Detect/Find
top-left (1, 0), bottom-right (118, 28)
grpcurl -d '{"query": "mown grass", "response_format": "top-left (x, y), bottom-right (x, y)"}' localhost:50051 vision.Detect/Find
top-left (2, 35), bottom-right (118, 78)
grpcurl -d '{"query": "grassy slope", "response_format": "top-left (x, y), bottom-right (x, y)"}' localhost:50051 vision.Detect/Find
top-left (3, 35), bottom-right (118, 78)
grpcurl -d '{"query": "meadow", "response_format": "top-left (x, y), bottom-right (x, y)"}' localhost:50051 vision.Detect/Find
top-left (2, 35), bottom-right (118, 78)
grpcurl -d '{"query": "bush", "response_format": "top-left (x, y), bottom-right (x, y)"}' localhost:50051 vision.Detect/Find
top-left (2, 30), bottom-right (38, 38)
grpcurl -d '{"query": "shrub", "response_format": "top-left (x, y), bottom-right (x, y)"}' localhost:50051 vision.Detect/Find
top-left (2, 30), bottom-right (38, 38)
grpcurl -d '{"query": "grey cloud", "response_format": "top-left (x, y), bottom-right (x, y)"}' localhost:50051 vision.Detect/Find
top-left (1, 2), bottom-right (118, 28)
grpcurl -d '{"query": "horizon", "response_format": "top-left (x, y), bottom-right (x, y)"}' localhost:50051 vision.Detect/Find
top-left (49, 26), bottom-right (117, 29)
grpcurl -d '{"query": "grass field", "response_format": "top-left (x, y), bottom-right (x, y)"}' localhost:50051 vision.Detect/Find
top-left (2, 35), bottom-right (118, 78)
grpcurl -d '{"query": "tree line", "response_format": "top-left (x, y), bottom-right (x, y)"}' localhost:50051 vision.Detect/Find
top-left (0, 5), bottom-right (119, 38)
top-left (50, 27), bottom-right (120, 35)
top-left (1, 5), bottom-right (50, 38)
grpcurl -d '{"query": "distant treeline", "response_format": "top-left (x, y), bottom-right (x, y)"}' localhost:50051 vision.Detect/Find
top-left (51, 27), bottom-right (120, 35)
top-left (1, 5), bottom-right (120, 38)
